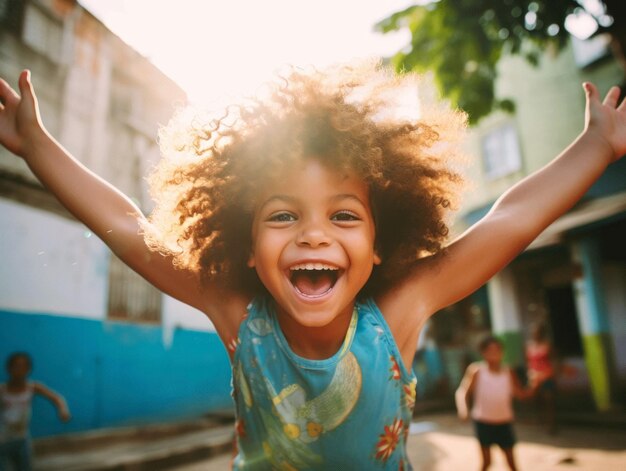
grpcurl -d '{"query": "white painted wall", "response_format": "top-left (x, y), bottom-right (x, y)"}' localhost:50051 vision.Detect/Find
top-left (0, 199), bottom-right (109, 319)
top-left (487, 267), bottom-right (522, 333)
top-left (0, 198), bottom-right (219, 337)
top-left (161, 295), bottom-right (216, 346)
top-left (162, 295), bottom-right (214, 332)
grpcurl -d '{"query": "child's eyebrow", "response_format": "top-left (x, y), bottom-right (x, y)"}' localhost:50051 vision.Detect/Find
top-left (330, 193), bottom-right (368, 207)
top-left (258, 195), bottom-right (297, 211)
top-left (259, 194), bottom-right (367, 211)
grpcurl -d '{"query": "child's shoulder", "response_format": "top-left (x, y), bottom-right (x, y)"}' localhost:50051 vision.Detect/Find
top-left (465, 361), bottom-right (483, 376)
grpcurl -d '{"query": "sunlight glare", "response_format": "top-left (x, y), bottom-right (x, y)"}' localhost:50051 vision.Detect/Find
top-left (79, 0), bottom-right (413, 108)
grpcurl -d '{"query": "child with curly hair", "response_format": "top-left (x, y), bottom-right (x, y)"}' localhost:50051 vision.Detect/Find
top-left (0, 62), bottom-right (624, 469)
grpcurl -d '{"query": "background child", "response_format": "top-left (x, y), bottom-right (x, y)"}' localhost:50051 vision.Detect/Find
top-left (525, 321), bottom-right (560, 435)
top-left (455, 336), bottom-right (531, 471)
top-left (0, 62), bottom-right (624, 469)
top-left (0, 352), bottom-right (70, 471)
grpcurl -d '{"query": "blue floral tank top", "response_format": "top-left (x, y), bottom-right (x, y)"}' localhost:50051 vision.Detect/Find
top-left (231, 297), bottom-right (417, 470)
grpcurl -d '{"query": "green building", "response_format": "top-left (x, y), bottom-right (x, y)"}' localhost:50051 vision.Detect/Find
top-left (431, 35), bottom-right (626, 413)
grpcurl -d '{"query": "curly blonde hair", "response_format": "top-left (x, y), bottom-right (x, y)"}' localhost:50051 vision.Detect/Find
top-left (144, 61), bottom-right (467, 295)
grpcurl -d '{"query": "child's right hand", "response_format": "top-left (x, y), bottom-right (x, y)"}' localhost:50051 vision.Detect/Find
top-left (0, 70), bottom-right (45, 158)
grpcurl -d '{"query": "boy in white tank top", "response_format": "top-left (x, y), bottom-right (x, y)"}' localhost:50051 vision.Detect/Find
top-left (455, 336), bottom-right (532, 471)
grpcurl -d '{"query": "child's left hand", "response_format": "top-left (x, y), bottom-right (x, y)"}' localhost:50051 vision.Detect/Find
top-left (583, 83), bottom-right (626, 163)
top-left (59, 407), bottom-right (71, 422)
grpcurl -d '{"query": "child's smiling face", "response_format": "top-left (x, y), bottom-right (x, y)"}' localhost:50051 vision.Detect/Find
top-left (248, 158), bottom-right (381, 330)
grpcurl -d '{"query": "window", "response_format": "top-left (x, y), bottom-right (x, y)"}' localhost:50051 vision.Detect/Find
top-left (107, 253), bottom-right (162, 323)
top-left (481, 124), bottom-right (522, 180)
top-left (22, 2), bottom-right (63, 63)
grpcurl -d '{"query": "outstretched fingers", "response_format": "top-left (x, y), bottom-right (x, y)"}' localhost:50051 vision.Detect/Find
top-left (17, 69), bottom-right (37, 108)
top-left (618, 90), bottom-right (626, 112)
top-left (0, 77), bottom-right (20, 110)
top-left (583, 82), bottom-right (600, 103)
top-left (602, 85), bottom-right (622, 108)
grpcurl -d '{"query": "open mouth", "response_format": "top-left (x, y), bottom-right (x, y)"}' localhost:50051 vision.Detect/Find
top-left (288, 263), bottom-right (341, 298)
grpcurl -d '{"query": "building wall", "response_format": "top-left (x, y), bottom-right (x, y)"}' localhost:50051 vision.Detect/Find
top-left (0, 313), bottom-right (232, 438)
top-left (452, 34), bottom-right (626, 410)
top-left (0, 0), bottom-right (233, 437)
top-left (460, 38), bottom-right (623, 215)
top-left (0, 191), bottom-right (232, 439)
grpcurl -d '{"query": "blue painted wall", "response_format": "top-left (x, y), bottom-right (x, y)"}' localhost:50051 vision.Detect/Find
top-left (0, 311), bottom-right (233, 438)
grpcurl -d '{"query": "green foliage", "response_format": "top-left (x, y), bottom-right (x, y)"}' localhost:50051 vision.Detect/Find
top-left (376, 0), bottom-right (616, 124)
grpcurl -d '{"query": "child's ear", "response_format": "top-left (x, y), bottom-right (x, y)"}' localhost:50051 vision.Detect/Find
top-left (373, 251), bottom-right (381, 265)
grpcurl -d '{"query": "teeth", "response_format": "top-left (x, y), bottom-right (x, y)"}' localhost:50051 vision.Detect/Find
top-left (290, 263), bottom-right (338, 271)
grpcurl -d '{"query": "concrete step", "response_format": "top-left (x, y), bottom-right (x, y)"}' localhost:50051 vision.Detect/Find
top-left (33, 417), bottom-right (234, 471)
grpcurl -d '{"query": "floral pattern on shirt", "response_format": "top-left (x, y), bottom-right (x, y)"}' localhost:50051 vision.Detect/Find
top-left (375, 418), bottom-right (404, 461)
top-left (389, 356), bottom-right (401, 381)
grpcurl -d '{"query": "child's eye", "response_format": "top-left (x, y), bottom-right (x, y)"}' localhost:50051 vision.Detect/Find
top-left (331, 211), bottom-right (360, 222)
top-left (267, 212), bottom-right (296, 223)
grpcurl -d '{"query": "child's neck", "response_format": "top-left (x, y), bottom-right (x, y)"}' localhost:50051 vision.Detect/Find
top-left (276, 305), bottom-right (354, 360)
top-left (486, 362), bottom-right (502, 372)
top-left (7, 378), bottom-right (28, 390)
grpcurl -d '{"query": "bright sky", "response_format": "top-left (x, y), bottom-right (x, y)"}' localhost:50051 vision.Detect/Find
top-left (79, 0), bottom-right (414, 107)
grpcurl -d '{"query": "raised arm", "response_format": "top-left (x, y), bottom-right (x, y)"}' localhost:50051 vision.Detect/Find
top-left (395, 83), bottom-right (626, 318)
top-left (33, 382), bottom-right (71, 422)
top-left (0, 71), bottom-right (222, 316)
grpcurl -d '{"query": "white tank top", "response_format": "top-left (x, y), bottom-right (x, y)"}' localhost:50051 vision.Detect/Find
top-left (0, 382), bottom-right (34, 440)
top-left (471, 363), bottom-right (513, 423)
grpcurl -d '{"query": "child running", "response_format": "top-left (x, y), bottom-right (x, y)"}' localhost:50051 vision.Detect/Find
top-left (456, 336), bottom-right (531, 471)
top-left (1, 352), bottom-right (70, 471)
top-left (0, 62), bottom-right (624, 469)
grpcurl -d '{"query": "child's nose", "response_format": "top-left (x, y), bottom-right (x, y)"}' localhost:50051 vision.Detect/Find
top-left (295, 220), bottom-right (331, 247)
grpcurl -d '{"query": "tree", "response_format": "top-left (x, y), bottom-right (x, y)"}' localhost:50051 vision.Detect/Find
top-left (376, 0), bottom-right (626, 124)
